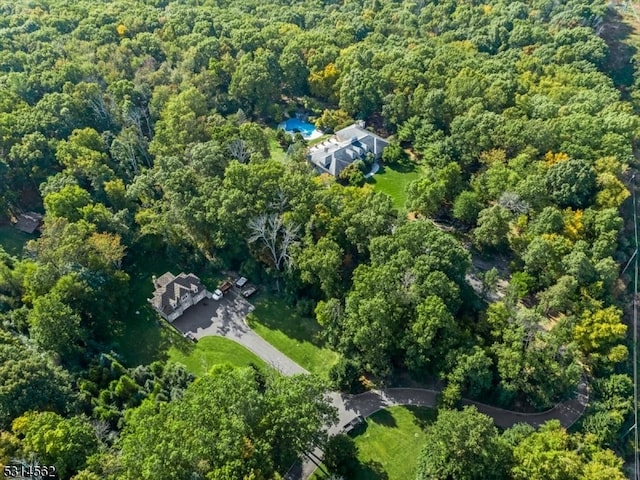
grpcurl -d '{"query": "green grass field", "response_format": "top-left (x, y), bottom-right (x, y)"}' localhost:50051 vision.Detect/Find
top-left (0, 226), bottom-right (33, 256)
top-left (311, 406), bottom-right (435, 480)
top-left (308, 133), bottom-right (331, 146)
top-left (367, 164), bottom-right (422, 210)
top-left (168, 335), bottom-right (267, 376)
top-left (268, 132), bottom-right (288, 163)
top-left (112, 241), bottom-right (229, 367)
top-left (246, 295), bottom-right (340, 377)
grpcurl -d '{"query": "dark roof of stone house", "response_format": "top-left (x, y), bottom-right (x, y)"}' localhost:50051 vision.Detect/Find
top-left (14, 212), bottom-right (43, 234)
top-left (150, 272), bottom-right (204, 315)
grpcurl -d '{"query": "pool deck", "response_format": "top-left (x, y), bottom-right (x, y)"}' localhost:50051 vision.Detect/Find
top-left (304, 129), bottom-right (323, 140)
top-left (278, 119), bottom-right (323, 141)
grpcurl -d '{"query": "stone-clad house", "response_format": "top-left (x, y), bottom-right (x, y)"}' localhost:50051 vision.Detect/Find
top-left (148, 272), bottom-right (211, 322)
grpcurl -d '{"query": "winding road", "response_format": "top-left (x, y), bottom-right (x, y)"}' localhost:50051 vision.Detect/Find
top-left (173, 293), bottom-right (589, 480)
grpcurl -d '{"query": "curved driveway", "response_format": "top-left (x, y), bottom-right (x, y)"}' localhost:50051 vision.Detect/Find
top-left (172, 295), bottom-right (589, 480)
top-left (172, 292), bottom-right (307, 376)
top-left (286, 381), bottom-right (589, 480)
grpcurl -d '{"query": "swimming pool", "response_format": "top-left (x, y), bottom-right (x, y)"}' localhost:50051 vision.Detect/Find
top-left (278, 118), bottom-right (323, 140)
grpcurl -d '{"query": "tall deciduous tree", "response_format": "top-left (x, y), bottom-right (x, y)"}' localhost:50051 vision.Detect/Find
top-left (248, 213), bottom-right (299, 271)
top-left (55, 128), bottom-right (113, 187)
top-left (12, 412), bottom-right (98, 479)
top-left (230, 49), bottom-right (281, 117)
top-left (473, 205), bottom-right (512, 250)
top-left (574, 306), bottom-right (627, 369)
top-left (43, 184), bottom-right (92, 222)
top-left (119, 366), bottom-right (335, 480)
top-left (416, 406), bottom-right (507, 480)
top-left (149, 87), bottom-right (208, 157)
top-left (511, 421), bottom-right (582, 480)
top-left (28, 293), bottom-right (84, 361)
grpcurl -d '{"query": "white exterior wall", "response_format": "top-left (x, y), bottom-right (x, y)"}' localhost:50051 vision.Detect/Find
top-left (153, 287), bottom-right (212, 323)
top-left (193, 290), bottom-right (207, 303)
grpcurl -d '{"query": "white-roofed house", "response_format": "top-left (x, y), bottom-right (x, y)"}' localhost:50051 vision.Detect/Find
top-left (306, 122), bottom-right (389, 176)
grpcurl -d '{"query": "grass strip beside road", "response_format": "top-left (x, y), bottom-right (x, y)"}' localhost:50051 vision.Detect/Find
top-left (246, 296), bottom-right (340, 377)
top-left (168, 336), bottom-right (267, 376)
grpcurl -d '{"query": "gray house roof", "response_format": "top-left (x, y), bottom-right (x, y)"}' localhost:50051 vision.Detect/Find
top-left (150, 272), bottom-right (204, 316)
top-left (307, 123), bottom-right (388, 176)
top-left (14, 212), bottom-right (43, 233)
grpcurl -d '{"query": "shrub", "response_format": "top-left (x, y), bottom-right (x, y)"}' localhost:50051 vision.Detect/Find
top-left (329, 358), bottom-right (361, 393)
top-left (324, 434), bottom-right (359, 477)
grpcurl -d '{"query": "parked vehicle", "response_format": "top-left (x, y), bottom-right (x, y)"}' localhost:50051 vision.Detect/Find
top-left (342, 415), bottom-right (365, 435)
top-left (235, 276), bottom-right (249, 288)
top-left (242, 286), bottom-right (257, 298)
top-left (219, 281), bottom-right (233, 293)
top-left (212, 288), bottom-right (223, 301)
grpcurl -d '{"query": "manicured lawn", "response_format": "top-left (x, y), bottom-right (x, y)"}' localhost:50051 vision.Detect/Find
top-left (268, 132), bottom-right (288, 163)
top-left (366, 163), bottom-right (422, 210)
top-left (308, 133), bottom-right (331, 146)
top-left (113, 245), bottom-right (223, 367)
top-left (168, 335), bottom-right (266, 376)
top-left (311, 406), bottom-right (435, 480)
top-left (109, 293), bottom-right (171, 368)
top-left (246, 295), bottom-right (340, 377)
top-left (0, 226), bottom-right (34, 256)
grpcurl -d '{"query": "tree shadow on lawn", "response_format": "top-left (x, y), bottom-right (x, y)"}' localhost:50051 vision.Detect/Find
top-left (406, 405), bottom-right (437, 431)
top-left (386, 160), bottom-right (418, 173)
top-left (350, 421), bottom-right (370, 438)
top-left (352, 460), bottom-right (389, 480)
top-left (110, 306), bottom-right (174, 367)
top-left (251, 296), bottom-right (328, 347)
top-left (369, 409), bottom-right (398, 428)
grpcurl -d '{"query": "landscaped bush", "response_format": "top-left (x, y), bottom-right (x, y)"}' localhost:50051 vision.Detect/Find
top-left (323, 434), bottom-right (359, 478)
top-left (337, 162), bottom-right (366, 187)
top-left (329, 358), bottom-right (363, 393)
top-left (381, 141), bottom-right (409, 167)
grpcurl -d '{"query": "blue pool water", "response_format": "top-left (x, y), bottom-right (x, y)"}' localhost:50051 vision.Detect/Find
top-left (279, 118), bottom-right (319, 138)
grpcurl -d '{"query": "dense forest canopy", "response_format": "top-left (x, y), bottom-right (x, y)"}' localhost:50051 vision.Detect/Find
top-left (0, 0), bottom-right (638, 478)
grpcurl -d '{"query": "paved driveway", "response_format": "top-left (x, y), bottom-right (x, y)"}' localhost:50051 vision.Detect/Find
top-left (172, 291), bottom-right (307, 376)
top-left (168, 289), bottom-right (588, 480)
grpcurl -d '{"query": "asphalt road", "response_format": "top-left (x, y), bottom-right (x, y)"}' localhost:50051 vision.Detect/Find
top-left (170, 292), bottom-right (589, 480)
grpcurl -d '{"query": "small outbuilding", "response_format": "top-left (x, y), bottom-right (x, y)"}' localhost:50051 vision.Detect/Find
top-left (14, 212), bottom-right (43, 234)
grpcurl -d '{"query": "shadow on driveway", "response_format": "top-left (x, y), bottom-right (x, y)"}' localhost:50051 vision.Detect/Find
top-left (172, 291), bottom-right (254, 339)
